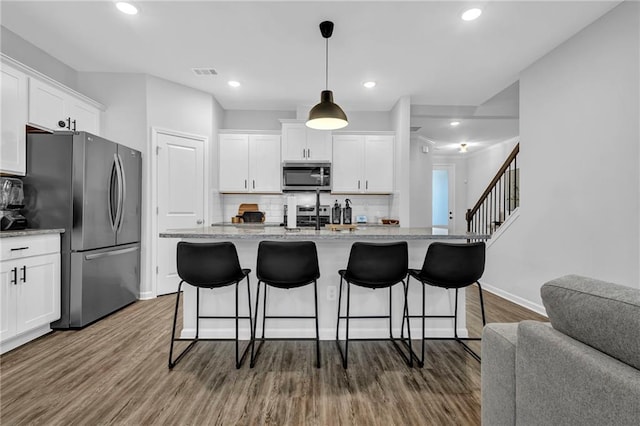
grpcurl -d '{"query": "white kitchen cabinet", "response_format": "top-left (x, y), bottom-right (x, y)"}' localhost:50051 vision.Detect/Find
top-left (28, 78), bottom-right (101, 134)
top-left (0, 234), bottom-right (61, 354)
top-left (219, 133), bottom-right (281, 193)
top-left (249, 134), bottom-right (281, 192)
top-left (0, 64), bottom-right (28, 176)
top-left (332, 134), bottom-right (394, 194)
top-left (281, 122), bottom-right (331, 161)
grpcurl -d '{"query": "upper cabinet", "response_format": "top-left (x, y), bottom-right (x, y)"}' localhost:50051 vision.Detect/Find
top-left (332, 134), bottom-right (395, 194)
top-left (28, 78), bottom-right (101, 134)
top-left (281, 121), bottom-right (331, 161)
top-left (219, 133), bottom-right (281, 193)
top-left (1, 64), bottom-right (28, 176)
top-left (1, 56), bottom-right (104, 176)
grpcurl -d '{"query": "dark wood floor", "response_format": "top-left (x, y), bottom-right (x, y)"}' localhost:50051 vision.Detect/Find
top-left (0, 285), bottom-right (545, 425)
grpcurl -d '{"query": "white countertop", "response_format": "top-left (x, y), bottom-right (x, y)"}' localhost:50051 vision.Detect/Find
top-left (160, 225), bottom-right (488, 240)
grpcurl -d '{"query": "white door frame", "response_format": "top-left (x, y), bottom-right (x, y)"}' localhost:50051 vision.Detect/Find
top-left (149, 127), bottom-right (209, 298)
top-left (432, 163), bottom-right (456, 230)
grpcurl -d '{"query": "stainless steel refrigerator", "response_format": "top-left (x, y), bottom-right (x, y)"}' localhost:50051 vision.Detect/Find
top-left (23, 131), bottom-right (141, 328)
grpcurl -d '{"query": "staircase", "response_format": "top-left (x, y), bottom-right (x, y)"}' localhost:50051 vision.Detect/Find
top-left (466, 143), bottom-right (520, 236)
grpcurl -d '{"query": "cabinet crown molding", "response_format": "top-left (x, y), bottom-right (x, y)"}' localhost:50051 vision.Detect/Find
top-left (1, 54), bottom-right (105, 111)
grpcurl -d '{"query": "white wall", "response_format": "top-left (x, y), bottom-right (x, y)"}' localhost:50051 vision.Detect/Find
top-left (1, 26), bottom-right (78, 90)
top-left (210, 97), bottom-right (225, 224)
top-left (465, 137), bottom-right (519, 207)
top-left (409, 135), bottom-right (433, 227)
top-left (483, 1), bottom-right (640, 313)
top-left (77, 73), bottom-right (147, 151)
top-left (390, 96), bottom-right (411, 225)
top-left (223, 110), bottom-right (294, 130)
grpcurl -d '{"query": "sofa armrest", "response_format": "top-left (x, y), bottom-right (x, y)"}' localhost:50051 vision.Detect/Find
top-left (481, 323), bottom-right (518, 426)
top-left (516, 321), bottom-right (640, 426)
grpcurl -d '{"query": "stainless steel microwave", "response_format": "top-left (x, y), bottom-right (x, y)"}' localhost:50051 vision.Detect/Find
top-left (282, 162), bottom-right (331, 192)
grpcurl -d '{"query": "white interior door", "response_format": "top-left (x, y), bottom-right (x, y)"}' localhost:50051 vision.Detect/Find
top-left (432, 164), bottom-right (455, 231)
top-left (156, 131), bottom-right (205, 296)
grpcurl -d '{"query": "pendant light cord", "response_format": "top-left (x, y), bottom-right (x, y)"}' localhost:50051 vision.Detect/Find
top-left (325, 37), bottom-right (329, 90)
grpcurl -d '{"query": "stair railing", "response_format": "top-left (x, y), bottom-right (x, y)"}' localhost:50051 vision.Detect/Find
top-left (466, 143), bottom-right (520, 236)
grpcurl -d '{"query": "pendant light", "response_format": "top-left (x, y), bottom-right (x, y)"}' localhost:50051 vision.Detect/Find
top-left (306, 21), bottom-right (348, 130)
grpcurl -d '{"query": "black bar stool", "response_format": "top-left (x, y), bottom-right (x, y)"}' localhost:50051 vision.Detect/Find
top-left (405, 241), bottom-right (486, 365)
top-left (251, 241), bottom-right (321, 368)
top-left (168, 241), bottom-right (252, 369)
top-left (335, 241), bottom-right (413, 368)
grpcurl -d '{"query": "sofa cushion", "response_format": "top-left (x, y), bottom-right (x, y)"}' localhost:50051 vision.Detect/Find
top-left (541, 274), bottom-right (640, 370)
top-left (516, 321), bottom-right (640, 426)
top-left (481, 323), bottom-right (518, 426)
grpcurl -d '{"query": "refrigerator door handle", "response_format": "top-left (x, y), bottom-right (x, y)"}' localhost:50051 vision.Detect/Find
top-left (114, 153), bottom-right (124, 233)
top-left (108, 155), bottom-right (118, 232)
top-left (84, 246), bottom-right (139, 261)
top-left (116, 153), bottom-right (127, 234)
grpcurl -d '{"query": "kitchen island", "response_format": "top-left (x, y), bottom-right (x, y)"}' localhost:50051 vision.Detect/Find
top-left (160, 226), bottom-right (489, 341)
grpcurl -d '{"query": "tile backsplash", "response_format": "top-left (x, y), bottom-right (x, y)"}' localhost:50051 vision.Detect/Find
top-left (220, 193), bottom-right (392, 224)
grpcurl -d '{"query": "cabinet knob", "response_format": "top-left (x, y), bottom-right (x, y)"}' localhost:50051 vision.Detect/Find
top-left (196, 219), bottom-right (203, 225)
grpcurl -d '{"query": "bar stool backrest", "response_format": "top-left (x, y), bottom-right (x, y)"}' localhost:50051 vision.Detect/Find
top-left (344, 242), bottom-right (408, 288)
top-left (419, 242), bottom-right (486, 288)
top-left (256, 241), bottom-right (320, 288)
top-left (176, 241), bottom-right (245, 287)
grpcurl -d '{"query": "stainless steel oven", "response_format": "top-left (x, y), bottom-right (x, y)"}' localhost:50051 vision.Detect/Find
top-left (282, 162), bottom-right (331, 192)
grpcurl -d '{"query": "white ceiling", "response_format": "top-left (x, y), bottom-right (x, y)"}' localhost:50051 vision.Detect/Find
top-left (1, 0), bottom-right (620, 151)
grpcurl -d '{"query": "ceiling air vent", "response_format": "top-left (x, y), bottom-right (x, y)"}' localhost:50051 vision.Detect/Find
top-left (191, 68), bottom-right (218, 76)
top-left (410, 126), bottom-right (422, 132)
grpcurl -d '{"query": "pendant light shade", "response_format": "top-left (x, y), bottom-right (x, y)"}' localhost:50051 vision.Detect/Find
top-left (306, 21), bottom-right (348, 130)
top-left (307, 90), bottom-right (348, 130)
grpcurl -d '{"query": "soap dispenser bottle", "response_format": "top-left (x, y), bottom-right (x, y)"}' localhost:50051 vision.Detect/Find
top-left (332, 200), bottom-right (342, 224)
top-left (343, 199), bottom-right (352, 225)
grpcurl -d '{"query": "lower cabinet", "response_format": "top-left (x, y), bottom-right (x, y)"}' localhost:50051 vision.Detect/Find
top-left (0, 234), bottom-right (61, 354)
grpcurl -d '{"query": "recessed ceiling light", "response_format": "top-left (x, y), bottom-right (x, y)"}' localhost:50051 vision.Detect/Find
top-left (116, 2), bottom-right (138, 15)
top-left (363, 81), bottom-right (376, 89)
top-left (228, 81), bottom-right (241, 88)
top-left (450, 121), bottom-right (460, 126)
top-left (461, 8), bottom-right (482, 21)
top-left (459, 143), bottom-right (468, 153)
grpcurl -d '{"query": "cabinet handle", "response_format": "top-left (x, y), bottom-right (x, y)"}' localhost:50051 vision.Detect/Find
top-left (244, 179), bottom-right (247, 189)
top-left (253, 180), bottom-right (255, 189)
top-left (67, 117), bottom-right (72, 129)
top-left (20, 265), bottom-right (26, 283)
top-left (302, 149), bottom-right (306, 159)
top-left (366, 180), bottom-right (368, 190)
top-left (307, 149), bottom-right (311, 158)
top-left (10, 267), bottom-right (17, 285)
top-left (10, 246), bottom-right (29, 251)
top-left (358, 180), bottom-right (361, 190)
top-left (72, 119), bottom-right (77, 131)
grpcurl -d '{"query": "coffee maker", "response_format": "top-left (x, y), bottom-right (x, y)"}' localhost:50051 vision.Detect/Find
top-left (0, 177), bottom-right (27, 231)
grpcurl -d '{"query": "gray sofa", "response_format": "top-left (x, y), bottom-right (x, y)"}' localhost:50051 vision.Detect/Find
top-left (481, 274), bottom-right (640, 425)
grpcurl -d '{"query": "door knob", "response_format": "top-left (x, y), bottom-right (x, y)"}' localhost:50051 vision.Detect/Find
top-left (196, 219), bottom-right (203, 225)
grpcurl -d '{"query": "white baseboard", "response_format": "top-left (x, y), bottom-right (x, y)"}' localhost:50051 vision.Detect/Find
top-left (138, 291), bottom-right (156, 300)
top-left (181, 326), bottom-right (469, 341)
top-left (480, 281), bottom-right (548, 317)
top-left (1, 325), bottom-right (53, 354)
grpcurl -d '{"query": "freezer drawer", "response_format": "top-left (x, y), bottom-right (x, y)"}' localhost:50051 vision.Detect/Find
top-left (69, 243), bottom-right (139, 327)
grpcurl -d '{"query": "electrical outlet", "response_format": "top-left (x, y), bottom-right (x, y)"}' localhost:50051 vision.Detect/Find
top-left (327, 285), bottom-right (337, 301)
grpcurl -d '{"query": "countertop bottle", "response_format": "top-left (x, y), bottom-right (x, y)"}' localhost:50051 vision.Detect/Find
top-left (332, 200), bottom-right (341, 224)
top-left (343, 199), bottom-right (352, 225)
